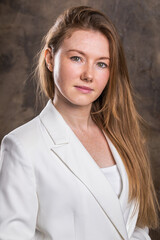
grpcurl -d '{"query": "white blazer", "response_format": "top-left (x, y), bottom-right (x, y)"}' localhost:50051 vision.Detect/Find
top-left (0, 100), bottom-right (151, 240)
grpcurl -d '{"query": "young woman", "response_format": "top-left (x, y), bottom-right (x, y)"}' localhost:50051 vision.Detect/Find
top-left (0, 5), bottom-right (159, 240)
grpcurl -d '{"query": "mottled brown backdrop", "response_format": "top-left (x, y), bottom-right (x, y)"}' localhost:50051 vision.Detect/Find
top-left (0, 0), bottom-right (159, 239)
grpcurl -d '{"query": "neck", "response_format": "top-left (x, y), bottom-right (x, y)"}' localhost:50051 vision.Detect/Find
top-left (53, 99), bottom-right (94, 131)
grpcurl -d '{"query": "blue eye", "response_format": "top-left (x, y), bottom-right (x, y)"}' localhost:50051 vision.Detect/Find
top-left (97, 62), bottom-right (108, 68)
top-left (70, 56), bottom-right (81, 62)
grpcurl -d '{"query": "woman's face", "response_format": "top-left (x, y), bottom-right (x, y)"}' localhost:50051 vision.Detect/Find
top-left (48, 29), bottom-right (110, 108)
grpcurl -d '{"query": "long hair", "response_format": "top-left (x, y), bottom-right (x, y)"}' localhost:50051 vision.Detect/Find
top-left (36, 5), bottom-right (159, 228)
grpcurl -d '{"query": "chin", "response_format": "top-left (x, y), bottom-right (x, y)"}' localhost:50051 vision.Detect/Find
top-left (68, 99), bottom-right (93, 107)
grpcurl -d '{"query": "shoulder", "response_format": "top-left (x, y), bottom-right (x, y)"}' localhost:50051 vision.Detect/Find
top-left (1, 100), bottom-right (68, 157)
top-left (3, 115), bottom-right (39, 138)
top-left (1, 115), bottom-right (44, 155)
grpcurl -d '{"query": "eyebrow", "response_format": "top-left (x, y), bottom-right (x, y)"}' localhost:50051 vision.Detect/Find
top-left (66, 49), bottom-right (110, 60)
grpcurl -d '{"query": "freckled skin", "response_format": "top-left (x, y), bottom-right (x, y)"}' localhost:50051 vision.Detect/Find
top-left (52, 29), bottom-right (110, 108)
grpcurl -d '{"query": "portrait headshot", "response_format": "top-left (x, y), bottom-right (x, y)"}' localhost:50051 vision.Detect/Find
top-left (0, 1), bottom-right (159, 239)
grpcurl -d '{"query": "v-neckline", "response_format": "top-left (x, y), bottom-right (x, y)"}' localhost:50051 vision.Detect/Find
top-left (40, 100), bottom-right (129, 239)
top-left (65, 123), bottom-right (117, 169)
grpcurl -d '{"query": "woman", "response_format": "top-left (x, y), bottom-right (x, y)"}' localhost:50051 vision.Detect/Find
top-left (0, 5), bottom-right (159, 240)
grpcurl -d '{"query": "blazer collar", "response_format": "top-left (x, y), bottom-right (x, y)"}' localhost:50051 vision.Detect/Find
top-left (39, 100), bottom-right (70, 145)
top-left (39, 100), bottom-right (128, 240)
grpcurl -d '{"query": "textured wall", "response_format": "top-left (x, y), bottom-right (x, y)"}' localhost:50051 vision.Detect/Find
top-left (0, 0), bottom-right (159, 238)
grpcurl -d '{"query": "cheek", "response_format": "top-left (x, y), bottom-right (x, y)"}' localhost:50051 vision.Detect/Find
top-left (54, 61), bottom-right (79, 86)
top-left (98, 70), bottom-right (110, 90)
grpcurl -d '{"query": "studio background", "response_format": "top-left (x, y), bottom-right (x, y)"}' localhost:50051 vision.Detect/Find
top-left (0, 0), bottom-right (159, 239)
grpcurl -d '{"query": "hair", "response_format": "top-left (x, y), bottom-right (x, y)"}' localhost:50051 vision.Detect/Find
top-left (36, 6), bottom-right (159, 228)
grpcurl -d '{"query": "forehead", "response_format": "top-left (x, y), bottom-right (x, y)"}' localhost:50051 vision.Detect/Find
top-left (61, 29), bottom-right (109, 55)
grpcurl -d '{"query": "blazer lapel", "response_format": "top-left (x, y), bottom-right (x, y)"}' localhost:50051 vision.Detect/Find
top-left (39, 100), bottom-right (128, 240)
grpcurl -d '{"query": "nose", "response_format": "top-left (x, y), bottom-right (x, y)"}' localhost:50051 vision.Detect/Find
top-left (80, 63), bottom-right (93, 83)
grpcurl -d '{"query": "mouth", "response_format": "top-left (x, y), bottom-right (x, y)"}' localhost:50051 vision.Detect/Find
top-left (74, 85), bottom-right (93, 93)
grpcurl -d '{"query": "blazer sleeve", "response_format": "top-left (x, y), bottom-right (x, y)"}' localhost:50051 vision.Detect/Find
top-left (0, 134), bottom-right (38, 240)
top-left (130, 226), bottom-right (151, 240)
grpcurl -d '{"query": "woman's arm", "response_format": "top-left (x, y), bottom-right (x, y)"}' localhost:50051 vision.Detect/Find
top-left (126, 193), bottom-right (151, 240)
top-left (0, 134), bottom-right (38, 240)
top-left (130, 226), bottom-right (151, 240)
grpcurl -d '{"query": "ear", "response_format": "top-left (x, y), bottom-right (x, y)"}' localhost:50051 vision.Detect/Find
top-left (44, 48), bottom-right (54, 72)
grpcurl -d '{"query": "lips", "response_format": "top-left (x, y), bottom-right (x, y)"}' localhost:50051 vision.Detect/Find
top-left (74, 85), bottom-right (93, 94)
top-left (74, 85), bottom-right (93, 90)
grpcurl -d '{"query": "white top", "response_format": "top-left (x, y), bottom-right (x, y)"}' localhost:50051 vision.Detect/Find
top-left (101, 164), bottom-right (122, 197)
